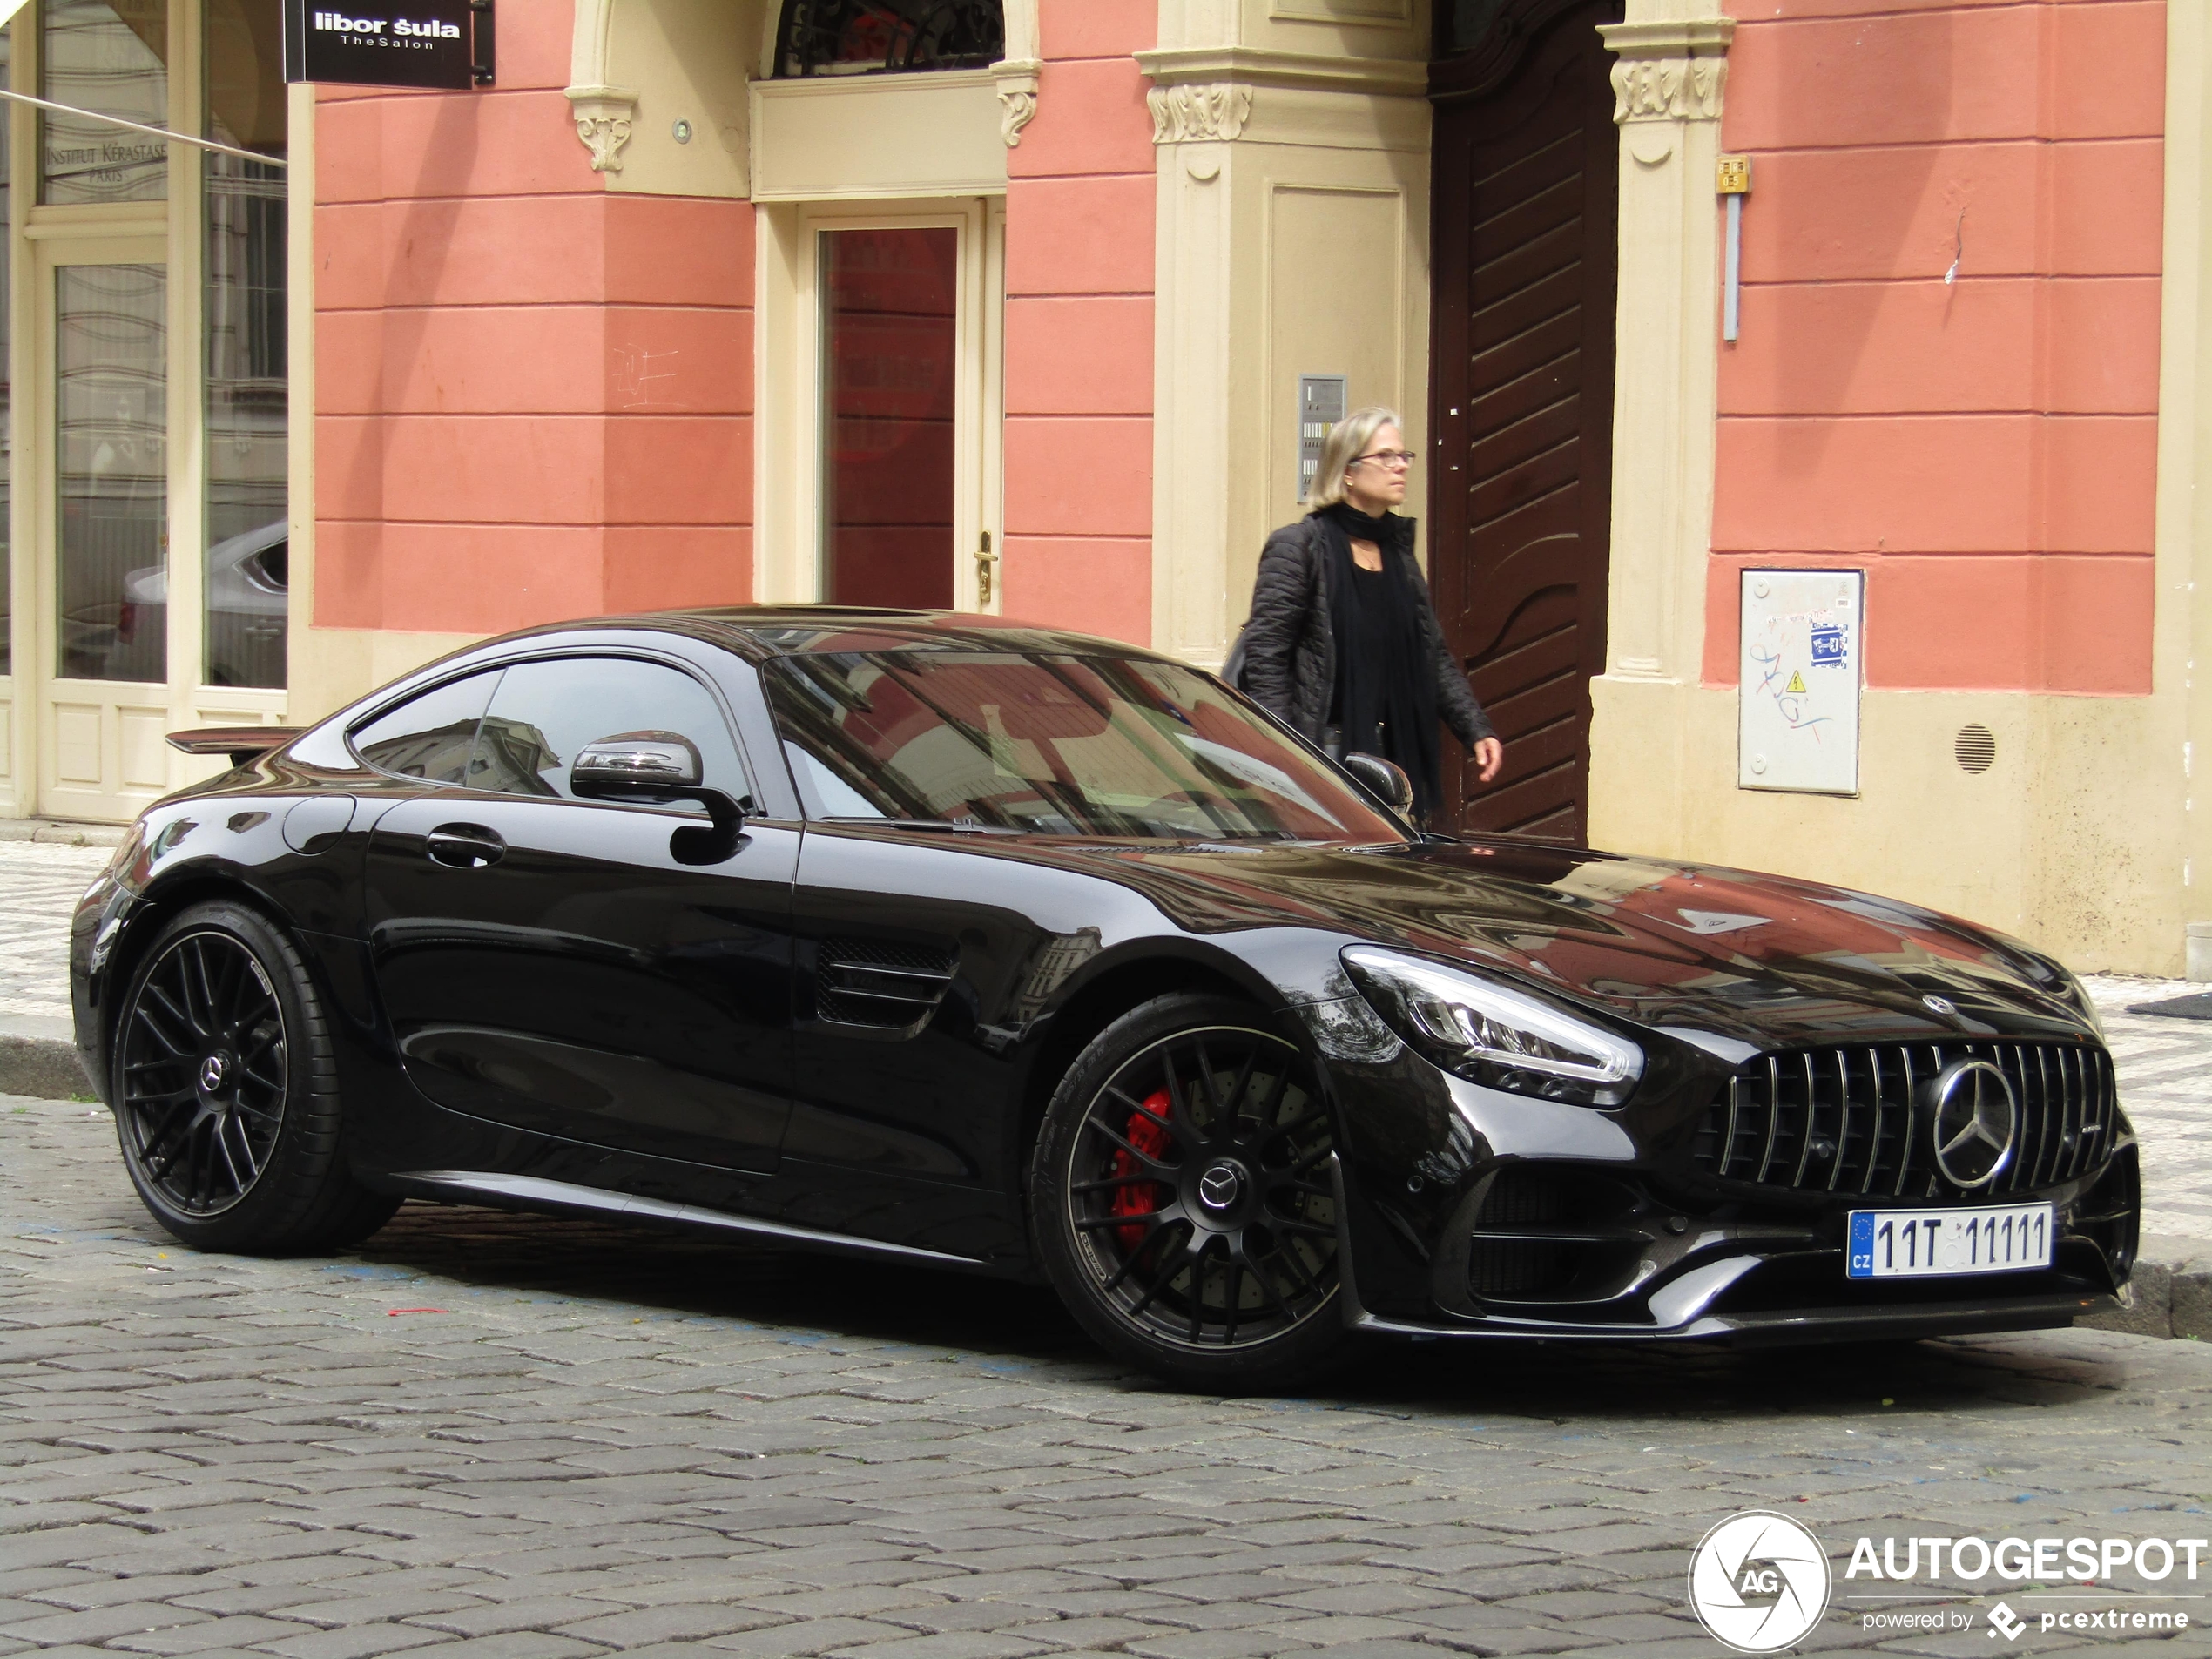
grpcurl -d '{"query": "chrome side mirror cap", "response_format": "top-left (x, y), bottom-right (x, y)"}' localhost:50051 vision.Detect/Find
top-left (570, 731), bottom-right (753, 867)
top-left (572, 731), bottom-right (703, 800)
top-left (1342, 751), bottom-right (1415, 818)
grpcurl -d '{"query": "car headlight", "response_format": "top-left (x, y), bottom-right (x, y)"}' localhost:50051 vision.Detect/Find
top-left (1340, 946), bottom-right (1643, 1107)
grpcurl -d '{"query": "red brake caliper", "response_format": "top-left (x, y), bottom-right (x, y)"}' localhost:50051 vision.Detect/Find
top-left (1110, 1089), bottom-right (1172, 1252)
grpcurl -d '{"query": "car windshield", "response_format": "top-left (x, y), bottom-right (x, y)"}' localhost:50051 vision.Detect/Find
top-left (765, 647), bottom-right (1408, 843)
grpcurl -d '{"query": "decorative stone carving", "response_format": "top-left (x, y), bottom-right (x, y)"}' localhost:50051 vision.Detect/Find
top-left (1146, 82), bottom-right (1253, 144)
top-left (567, 84), bottom-right (639, 172)
top-left (1608, 57), bottom-right (1725, 124)
top-left (992, 58), bottom-right (1041, 147)
top-left (1596, 17), bottom-right (1733, 126)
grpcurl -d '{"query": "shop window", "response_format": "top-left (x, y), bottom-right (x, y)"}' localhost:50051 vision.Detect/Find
top-left (772, 0), bottom-right (1002, 77)
top-left (204, 0), bottom-right (287, 689)
top-left (42, 0), bottom-right (169, 205)
top-left (55, 264), bottom-right (166, 684)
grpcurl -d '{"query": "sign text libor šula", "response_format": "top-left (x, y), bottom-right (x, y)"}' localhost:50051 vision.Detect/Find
top-left (312, 11), bottom-right (461, 41)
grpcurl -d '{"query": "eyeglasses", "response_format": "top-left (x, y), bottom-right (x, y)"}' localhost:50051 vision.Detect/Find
top-left (1351, 450), bottom-right (1417, 469)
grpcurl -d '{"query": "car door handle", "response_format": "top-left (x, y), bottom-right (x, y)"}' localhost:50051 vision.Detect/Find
top-left (425, 824), bottom-right (505, 869)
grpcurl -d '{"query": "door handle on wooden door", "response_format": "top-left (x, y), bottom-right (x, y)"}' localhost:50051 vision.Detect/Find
top-left (425, 824), bottom-right (505, 869)
top-left (975, 530), bottom-right (998, 604)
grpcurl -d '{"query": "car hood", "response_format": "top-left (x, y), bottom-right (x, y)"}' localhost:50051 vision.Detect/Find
top-left (1062, 836), bottom-right (2096, 1049)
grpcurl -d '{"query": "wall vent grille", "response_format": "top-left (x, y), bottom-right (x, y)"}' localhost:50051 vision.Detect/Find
top-left (1955, 725), bottom-right (1996, 773)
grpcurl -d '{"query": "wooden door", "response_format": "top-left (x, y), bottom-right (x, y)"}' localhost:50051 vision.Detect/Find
top-left (799, 200), bottom-right (1001, 615)
top-left (1429, 0), bottom-right (1620, 841)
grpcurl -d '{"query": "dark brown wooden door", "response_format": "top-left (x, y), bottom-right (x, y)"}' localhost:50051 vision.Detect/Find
top-left (1429, 1), bottom-right (1620, 841)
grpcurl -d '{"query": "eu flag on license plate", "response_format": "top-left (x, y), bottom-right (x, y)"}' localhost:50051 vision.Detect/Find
top-left (1847, 1211), bottom-right (1876, 1278)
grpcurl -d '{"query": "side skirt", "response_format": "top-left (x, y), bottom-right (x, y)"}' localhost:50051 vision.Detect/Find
top-left (392, 1169), bottom-right (995, 1271)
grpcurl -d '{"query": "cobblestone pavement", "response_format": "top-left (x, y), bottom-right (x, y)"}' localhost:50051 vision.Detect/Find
top-left (2083, 980), bottom-right (2212, 1242)
top-left (7, 1094), bottom-right (2212, 1659)
top-left (0, 845), bottom-right (106, 1025)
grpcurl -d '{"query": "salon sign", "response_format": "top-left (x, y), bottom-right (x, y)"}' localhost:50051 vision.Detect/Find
top-left (283, 0), bottom-right (487, 89)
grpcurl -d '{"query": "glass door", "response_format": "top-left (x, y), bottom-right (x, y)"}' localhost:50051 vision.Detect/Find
top-left (8, 0), bottom-right (290, 823)
top-left (37, 246), bottom-right (171, 821)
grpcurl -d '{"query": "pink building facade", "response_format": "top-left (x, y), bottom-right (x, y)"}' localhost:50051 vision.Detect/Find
top-left (3, 0), bottom-right (2209, 975)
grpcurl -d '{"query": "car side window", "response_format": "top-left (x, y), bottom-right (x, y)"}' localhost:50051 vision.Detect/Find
top-left (349, 670), bottom-right (502, 784)
top-left (470, 657), bottom-right (748, 805)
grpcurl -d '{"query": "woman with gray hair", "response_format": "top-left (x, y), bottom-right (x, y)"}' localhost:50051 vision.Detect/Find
top-left (1239, 406), bottom-right (1501, 823)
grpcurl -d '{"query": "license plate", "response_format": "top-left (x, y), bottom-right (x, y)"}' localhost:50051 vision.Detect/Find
top-left (1846, 1204), bottom-right (2054, 1279)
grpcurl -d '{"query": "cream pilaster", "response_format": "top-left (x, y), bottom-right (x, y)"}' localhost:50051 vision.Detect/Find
top-left (2160, 0), bottom-right (2212, 959)
top-left (1585, 8), bottom-right (1730, 854)
top-left (1142, 44), bottom-right (1240, 671)
top-left (1138, 1), bottom-right (1429, 670)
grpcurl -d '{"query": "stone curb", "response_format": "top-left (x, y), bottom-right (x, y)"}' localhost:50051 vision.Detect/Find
top-left (0, 1019), bottom-right (89, 1103)
top-left (0, 1033), bottom-right (89, 1102)
top-left (2078, 1233), bottom-right (2212, 1342)
top-left (7, 1022), bottom-right (2207, 1343)
top-left (0, 817), bottom-right (126, 846)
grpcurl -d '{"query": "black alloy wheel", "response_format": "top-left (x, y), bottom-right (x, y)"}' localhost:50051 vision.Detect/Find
top-left (112, 900), bottom-right (399, 1252)
top-left (118, 927), bottom-right (287, 1215)
top-left (1032, 993), bottom-right (1350, 1390)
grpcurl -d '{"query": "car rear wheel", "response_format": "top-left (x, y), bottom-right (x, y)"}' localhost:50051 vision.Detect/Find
top-left (111, 900), bottom-right (399, 1253)
top-left (1030, 993), bottom-right (1351, 1391)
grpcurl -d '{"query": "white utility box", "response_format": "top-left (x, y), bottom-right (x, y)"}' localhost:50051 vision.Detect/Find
top-left (1739, 568), bottom-right (1863, 796)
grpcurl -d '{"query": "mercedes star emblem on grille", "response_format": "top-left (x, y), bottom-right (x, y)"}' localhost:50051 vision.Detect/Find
top-left (1925, 1057), bottom-right (2018, 1189)
top-left (1922, 994), bottom-right (1957, 1016)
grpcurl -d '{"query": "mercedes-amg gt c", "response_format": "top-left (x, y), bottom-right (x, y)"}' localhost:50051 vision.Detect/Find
top-left (71, 610), bottom-right (2139, 1389)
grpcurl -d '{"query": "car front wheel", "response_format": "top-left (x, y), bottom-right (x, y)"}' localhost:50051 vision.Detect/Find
top-left (111, 900), bottom-right (399, 1254)
top-left (1030, 992), bottom-right (1351, 1392)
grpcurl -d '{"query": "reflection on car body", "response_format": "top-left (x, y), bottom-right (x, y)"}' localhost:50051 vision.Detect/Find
top-left (71, 608), bottom-right (2140, 1390)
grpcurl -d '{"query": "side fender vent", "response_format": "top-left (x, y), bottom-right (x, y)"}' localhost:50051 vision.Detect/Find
top-left (816, 937), bottom-right (957, 1030)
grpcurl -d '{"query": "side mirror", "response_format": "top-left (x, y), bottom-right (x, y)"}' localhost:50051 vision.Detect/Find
top-left (1342, 751), bottom-right (1415, 818)
top-left (572, 731), bottom-right (703, 800)
top-left (573, 731), bottom-right (752, 865)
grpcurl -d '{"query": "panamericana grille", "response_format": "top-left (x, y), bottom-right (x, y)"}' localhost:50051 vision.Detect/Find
top-left (1689, 1042), bottom-right (2116, 1197)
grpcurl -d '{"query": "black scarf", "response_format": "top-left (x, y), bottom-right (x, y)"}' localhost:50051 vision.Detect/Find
top-left (1318, 504), bottom-right (1442, 819)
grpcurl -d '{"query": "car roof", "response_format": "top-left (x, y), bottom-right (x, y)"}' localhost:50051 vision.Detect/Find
top-left (488, 607), bottom-right (1184, 669)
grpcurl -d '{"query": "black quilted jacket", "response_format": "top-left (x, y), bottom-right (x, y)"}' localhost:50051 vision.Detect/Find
top-left (1239, 515), bottom-right (1495, 748)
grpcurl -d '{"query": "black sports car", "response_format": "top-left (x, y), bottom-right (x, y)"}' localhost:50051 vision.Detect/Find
top-left (71, 610), bottom-right (2139, 1388)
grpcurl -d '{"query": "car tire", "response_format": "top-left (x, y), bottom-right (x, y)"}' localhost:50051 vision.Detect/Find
top-left (110, 900), bottom-right (400, 1254)
top-left (1030, 992), bottom-right (1352, 1393)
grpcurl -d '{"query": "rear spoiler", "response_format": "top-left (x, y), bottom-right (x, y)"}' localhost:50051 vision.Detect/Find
top-left (166, 726), bottom-right (303, 766)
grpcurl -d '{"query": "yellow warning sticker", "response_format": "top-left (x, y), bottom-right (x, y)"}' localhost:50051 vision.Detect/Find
top-left (1785, 671), bottom-right (1807, 694)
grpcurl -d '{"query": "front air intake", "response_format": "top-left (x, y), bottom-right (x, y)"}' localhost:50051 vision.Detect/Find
top-left (1464, 1165), bottom-right (1642, 1305)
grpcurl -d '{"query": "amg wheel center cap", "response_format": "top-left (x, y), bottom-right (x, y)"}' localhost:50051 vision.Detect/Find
top-left (1197, 1161), bottom-right (1246, 1213)
top-left (199, 1053), bottom-right (231, 1094)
